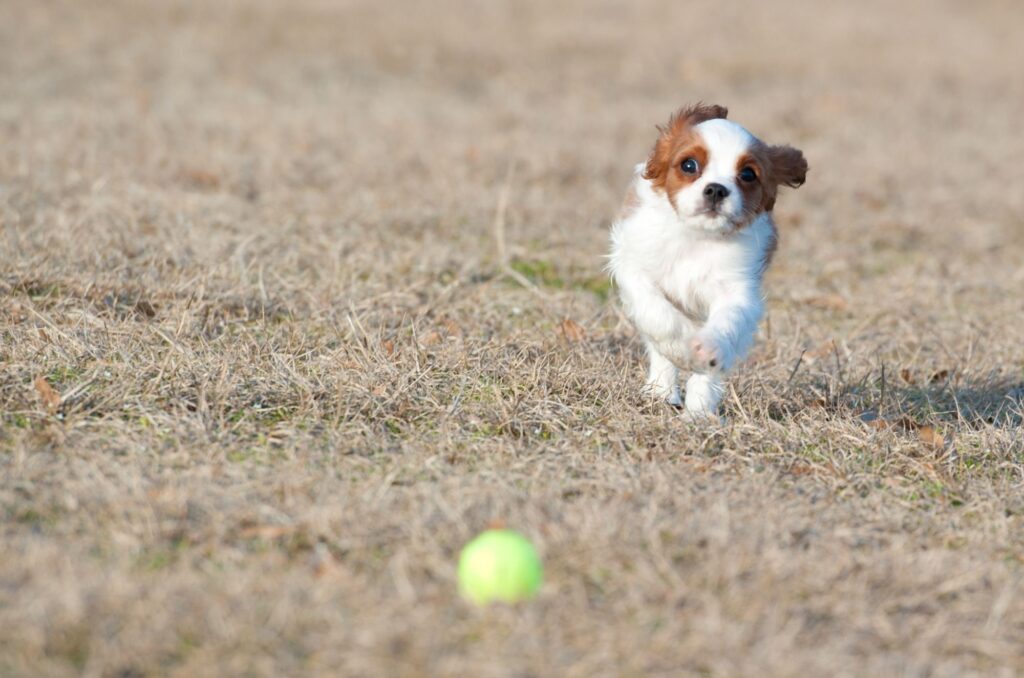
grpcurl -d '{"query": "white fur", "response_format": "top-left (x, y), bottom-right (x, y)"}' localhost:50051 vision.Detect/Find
top-left (608, 118), bottom-right (774, 418)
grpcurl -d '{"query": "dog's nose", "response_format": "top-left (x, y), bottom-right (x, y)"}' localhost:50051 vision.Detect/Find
top-left (703, 183), bottom-right (730, 205)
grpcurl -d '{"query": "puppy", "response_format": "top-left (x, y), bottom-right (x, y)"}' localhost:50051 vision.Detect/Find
top-left (608, 104), bottom-right (807, 418)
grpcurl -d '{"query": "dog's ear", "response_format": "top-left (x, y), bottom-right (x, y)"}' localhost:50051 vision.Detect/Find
top-left (760, 144), bottom-right (807, 211)
top-left (766, 145), bottom-right (807, 189)
top-left (643, 103), bottom-right (728, 186)
top-left (642, 131), bottom-right (676, 187)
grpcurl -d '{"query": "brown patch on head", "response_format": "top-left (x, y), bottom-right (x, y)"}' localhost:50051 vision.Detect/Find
top-left (734, 149), bottom-right (770, 216)
top-left (642, 104), bottom-right (728, 205)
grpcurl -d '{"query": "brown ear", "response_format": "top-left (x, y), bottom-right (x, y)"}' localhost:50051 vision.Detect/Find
top-left (760, 144), bottom-right (807, 211)
top-left (766, 145), bottom-right (808, 188)
top-left (643, 103), bottom-right (729, 185)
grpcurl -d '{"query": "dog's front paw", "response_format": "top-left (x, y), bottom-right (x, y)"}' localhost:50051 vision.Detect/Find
top-left (643, 380), bottom-right (683, 407)
top-left (679, 408), bottom-right (726, 425)
top-left (690, 334), bottom-right (727, 370)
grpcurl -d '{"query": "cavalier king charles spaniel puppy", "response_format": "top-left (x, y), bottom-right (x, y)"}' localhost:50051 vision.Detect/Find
top-left (609, 104), bottom-right (807, 418)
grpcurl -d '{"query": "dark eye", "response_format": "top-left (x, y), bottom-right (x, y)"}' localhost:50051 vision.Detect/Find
top-left (680, 158), bottom-right (699, 174)
top-left (738, 166), bottom-right (757, 183)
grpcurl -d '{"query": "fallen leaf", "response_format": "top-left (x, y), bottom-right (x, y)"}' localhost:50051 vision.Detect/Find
top-left (789, 462), bottom-right (816, 476)
top-left (870, 419), bottom-right (899, 433)
top-left (419, 330), bottom-right (442, 346)
top-left (34, 376), bottom-right (61, 413)
top-left (809, 397), bottom-right (830, 410)
top-left (859, 411), bottom-right (947, 451)
top-left (804, 339), bottom-right (837, 364)
top-left (899, 368), bottom-right (915, 385)
top-left (804, 294), bottom-right (848, 311)
top-left (558, 318), bottom-right (586, 343)
top-left (134, 299), bottom-right (157, 318)
top-left (179, 168), bottom-right (221, 190)
top-left (929, 369), bottom-right (950, 383)
top-left (917, 425), bottom-right (946, 450)
top-left (439, 317), bottom-right (464, 338)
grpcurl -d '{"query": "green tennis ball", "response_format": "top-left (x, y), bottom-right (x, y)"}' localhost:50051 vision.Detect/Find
top-left (457, 529), bottom-right (543, 605)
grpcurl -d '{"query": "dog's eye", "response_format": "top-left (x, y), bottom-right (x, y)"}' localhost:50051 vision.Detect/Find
top-left (680, 158), bottom-right (700, 174)
top-left (738, 166), bottom-right (757, 183)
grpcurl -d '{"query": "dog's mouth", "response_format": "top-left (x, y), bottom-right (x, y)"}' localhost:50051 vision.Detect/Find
top-left (690, 207), bottom-right (739, 230)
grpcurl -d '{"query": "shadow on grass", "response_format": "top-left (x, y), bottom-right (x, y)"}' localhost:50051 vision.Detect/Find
top-left (755, 369), bottom-right (1024, 431)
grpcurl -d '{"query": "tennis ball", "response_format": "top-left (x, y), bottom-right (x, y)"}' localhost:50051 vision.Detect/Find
top-left (457, 529), bottom-right (543, 605)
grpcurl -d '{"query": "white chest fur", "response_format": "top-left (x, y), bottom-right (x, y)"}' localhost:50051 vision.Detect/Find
top-left (610, 170), bottom-right (772, 322)
top-left (608, 169), bottom-right (773, 415)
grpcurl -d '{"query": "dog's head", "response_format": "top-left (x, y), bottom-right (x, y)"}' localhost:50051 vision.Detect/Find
top-left (643, 104), bottom-right (808, 234)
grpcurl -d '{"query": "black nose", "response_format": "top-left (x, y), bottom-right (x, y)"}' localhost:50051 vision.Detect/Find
top-left (703, 183), bottom-right (730, 205)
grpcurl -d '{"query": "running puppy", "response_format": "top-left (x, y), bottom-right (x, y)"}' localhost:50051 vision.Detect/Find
top-left (608, 104), bottom-right (807, 417)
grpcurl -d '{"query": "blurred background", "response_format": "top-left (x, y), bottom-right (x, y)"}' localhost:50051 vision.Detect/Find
top-left (5, 0), bottom-right (1023, 275)
top-left (2, 1), bottom-right (1023, 675)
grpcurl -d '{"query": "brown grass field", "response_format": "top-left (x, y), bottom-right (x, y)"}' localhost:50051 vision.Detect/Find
top-left (2, 1), bottom-right (1024, 675)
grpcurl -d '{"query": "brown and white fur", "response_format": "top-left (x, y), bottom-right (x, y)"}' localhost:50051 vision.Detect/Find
top-left (608, 104), bottom-right (807, 418)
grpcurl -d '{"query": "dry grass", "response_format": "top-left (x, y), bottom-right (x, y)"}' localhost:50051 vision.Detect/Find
top-left (2, 1), bottom-right (1024, 675)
